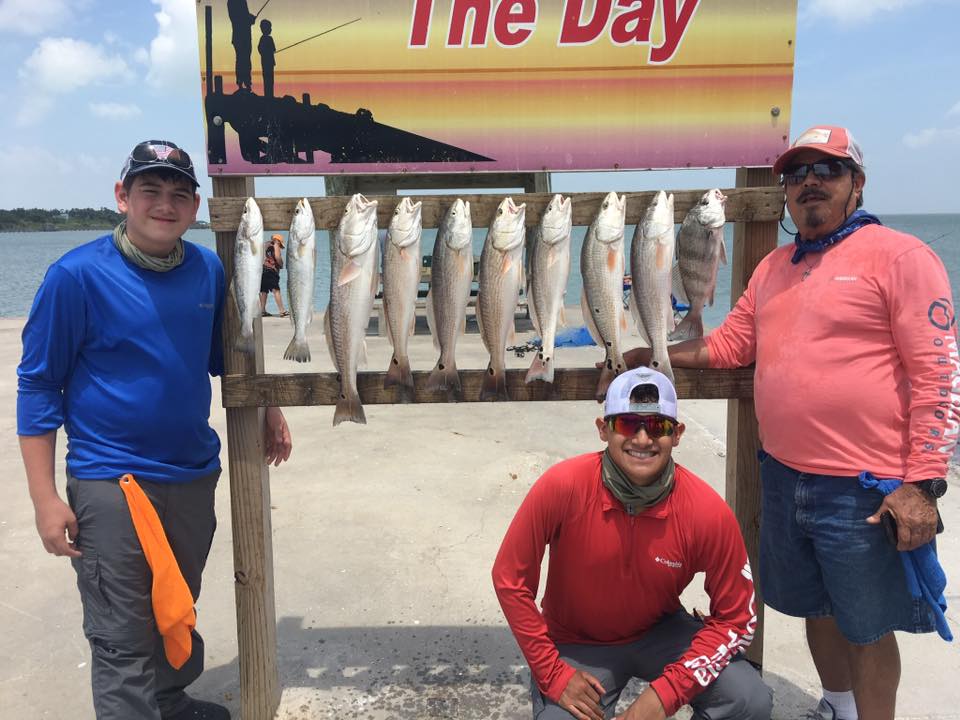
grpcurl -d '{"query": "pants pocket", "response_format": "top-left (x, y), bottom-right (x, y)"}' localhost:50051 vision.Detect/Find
top-left (73, 550), bottom-right (112, 635)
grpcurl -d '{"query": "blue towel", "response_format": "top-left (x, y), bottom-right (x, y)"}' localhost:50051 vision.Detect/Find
top-left (554, 326), bottom-right (597, 348)
top-left (858, 472), bottom-right (953, 641)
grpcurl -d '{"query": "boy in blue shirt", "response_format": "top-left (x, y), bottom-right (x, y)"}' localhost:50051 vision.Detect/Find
top-left (17, 140), bottom-right (292, 720)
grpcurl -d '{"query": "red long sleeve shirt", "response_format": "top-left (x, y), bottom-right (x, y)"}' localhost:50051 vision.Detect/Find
top-left (492, 453), bottom-right (757, 716)
top-left (705, 225), bottom-right (959, 481)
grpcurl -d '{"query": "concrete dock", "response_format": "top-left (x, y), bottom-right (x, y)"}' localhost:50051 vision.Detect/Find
top-left (1, 314), bottom-right (956, 719)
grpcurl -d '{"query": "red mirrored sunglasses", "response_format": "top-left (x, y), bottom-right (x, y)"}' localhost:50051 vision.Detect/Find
top-left (606, 414), bottom-right (676, 439)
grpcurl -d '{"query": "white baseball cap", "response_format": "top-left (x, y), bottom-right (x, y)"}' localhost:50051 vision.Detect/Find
top-left (603, 367), bottom-right (678, 420)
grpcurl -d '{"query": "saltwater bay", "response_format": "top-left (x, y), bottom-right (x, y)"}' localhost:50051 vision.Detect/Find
top-left (3, 213), bottom-right (957, 325)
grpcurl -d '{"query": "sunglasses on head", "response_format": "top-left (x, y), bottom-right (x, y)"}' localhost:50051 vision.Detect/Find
top-left (128, 141), bottom-right (194, 171)
top-left (780, 158), bottom-right (853, 186)
top-left (606, 414), bottom-right (676, 439)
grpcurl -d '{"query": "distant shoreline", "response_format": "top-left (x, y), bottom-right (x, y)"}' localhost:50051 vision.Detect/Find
top-left (0, 205), bottom-right (210, 232)
top-left (1, 223), bottom-right (211, 233)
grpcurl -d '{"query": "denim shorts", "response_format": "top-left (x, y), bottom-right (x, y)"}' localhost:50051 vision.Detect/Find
top-left (758, 454), bottom-right (935, 644)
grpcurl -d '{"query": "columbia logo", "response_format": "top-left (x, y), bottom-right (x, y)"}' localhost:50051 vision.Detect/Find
top-left (655, 556), bottom-right (682, 569)
top-left (198, 303), bottom-right (214, 309)
top-left (833, 276), bottom-right (858, 282)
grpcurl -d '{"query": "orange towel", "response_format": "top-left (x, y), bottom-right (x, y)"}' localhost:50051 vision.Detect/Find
top-left (118, 473), bottom-right (196, 670)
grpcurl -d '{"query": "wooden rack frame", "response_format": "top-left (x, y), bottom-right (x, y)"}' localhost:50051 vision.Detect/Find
top-left (211, 170), bottom-right (780, 719)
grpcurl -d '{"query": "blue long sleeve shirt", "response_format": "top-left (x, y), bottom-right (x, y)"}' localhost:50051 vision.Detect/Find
top-left (17, 234), bottom-right (226, 483)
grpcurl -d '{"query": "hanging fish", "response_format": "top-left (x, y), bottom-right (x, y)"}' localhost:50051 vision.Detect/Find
top-left (283, 198), bottom-right (317, 363)
top-left (671, 188), bottom-right (727, 341)
top-left (630, 191), bottom-right (676, 382)
top-left (382, 197), bottom-right (423, 399)
top-left (525, 194), bottom-right (572, 384)
top-left (425, 199), bottom-right (474, 398)
top-left (325, 194), bottom-right (379, 425)
top-left (233, 197), bottom-right (264, 354)
top-left (580, 192), bottom-right (628, 401)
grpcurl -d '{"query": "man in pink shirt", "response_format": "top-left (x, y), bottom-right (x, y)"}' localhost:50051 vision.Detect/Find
top-left (493, 368), bottom-right (771, 720)
top-left (625, 126), bottom-right (956, 720)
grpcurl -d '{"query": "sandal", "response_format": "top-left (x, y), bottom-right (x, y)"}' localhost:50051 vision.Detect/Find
top-left (279, 311), bottom-right (290, 317)
top-left (262, 311), bottom-right (273, 317)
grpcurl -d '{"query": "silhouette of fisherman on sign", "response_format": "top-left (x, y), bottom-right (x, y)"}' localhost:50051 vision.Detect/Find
top-left (227, 0), bottom-right (256, 90)
top-left (258, 19), bottom-right (276, 98)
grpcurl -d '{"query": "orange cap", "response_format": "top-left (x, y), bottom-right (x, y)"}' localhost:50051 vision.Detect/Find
top-left (773, 126), bottom-right (864, 175)
top-left (271, 234), bottom-right (284, 247)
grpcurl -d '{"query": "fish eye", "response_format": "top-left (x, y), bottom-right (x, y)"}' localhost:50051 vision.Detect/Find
top-left (602, 201), bottom-right (608, 209)
top-left (497, 208), bottom-right (503, 216)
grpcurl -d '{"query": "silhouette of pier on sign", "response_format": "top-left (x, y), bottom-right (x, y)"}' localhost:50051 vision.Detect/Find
top-left (203, 4), bottom-right (494, 167)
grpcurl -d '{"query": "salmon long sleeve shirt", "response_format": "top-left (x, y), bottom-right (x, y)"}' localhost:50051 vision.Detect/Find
top-left (705, 224), bottom-right (959, 481)
top-left (492, 453), bottom-right (757, 716)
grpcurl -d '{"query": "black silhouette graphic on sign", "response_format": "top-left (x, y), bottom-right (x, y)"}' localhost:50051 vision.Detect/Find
top-left (227, 0), bottom-right (256, 91)
top-left (258, 19), bottom-right (276, 98)
top-left (203, 3), bottom-right (494, 167)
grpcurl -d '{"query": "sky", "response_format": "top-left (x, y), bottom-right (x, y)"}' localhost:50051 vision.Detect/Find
top-left (0, 0), bottom-right (957, 217)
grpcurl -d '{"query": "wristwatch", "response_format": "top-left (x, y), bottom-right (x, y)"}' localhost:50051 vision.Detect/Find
top-left (917, 478), bottom-right (948, 499)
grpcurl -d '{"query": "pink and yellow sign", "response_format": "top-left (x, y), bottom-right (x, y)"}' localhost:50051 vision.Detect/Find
top-left (196, 0), bottom-right (797, 175)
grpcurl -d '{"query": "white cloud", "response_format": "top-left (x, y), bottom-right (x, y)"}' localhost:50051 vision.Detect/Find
top-left (903, 126), bottom-right (960, 149)
top-left (19, 37), bottom-right (130, 93)
top-left (15, 37), bottom-right (131, 125)
top-left (803, 0), bottom-right (927, 23)
top-left (145, 0), bottom-right (201, 91)
top-left (0, 0), bottom-right (72, 35)
top-left (949, 101), bottom-right (960, 117)
top-left (89, 102), bottom-right (142, 119)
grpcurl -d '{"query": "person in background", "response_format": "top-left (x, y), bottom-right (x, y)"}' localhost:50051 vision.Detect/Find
top-left (17, 139), bottom-right (292, 720)
top-left (493, 367), bottom-right (771, 720)
top-left (624, 125), bottom-right (956, 720)
top-left (260, 233), bottom-right (288, 317)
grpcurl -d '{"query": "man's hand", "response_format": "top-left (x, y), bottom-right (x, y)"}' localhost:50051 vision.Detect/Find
top-left (596, 347), bottom-right (651, 371)
top-left (264, 407), bottom-right (292, 466)
top-left (557, 670), bottom-right (606, 720)
top-left (35, 495), bottom-right (81, 558)
top-left (614, 687), bottom-right (666, 720)
top-left (866, 482), bottom-right (937, 551)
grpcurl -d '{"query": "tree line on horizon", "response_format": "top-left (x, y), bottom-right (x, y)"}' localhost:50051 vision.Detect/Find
top-left (0, 207), bottom-right (209, 232)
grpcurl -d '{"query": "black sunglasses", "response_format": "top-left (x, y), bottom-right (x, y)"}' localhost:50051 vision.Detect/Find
top-left (128, 141), bottom-right (194, 171)
top-left (606, 414), bottom-right (676, 439)
top-left (780, 159), bottom-right (853, 186)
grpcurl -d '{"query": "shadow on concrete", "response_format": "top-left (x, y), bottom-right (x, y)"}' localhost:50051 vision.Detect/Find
top-left (190, 619), bottom-right (819, 719)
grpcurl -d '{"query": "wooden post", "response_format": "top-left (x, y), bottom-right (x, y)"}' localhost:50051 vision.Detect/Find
top-left (725, 167), bottom-right (779, 666)
top-left (528, 172), bottom-right (552, 194)
top-left (212, 176), bottom-right (280, 719)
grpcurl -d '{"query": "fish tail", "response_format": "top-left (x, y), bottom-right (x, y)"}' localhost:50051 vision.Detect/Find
top-left (283, 335), bottom-right (311, 363)
top-left (595, 351), bottom-right (626, 402)
top-left (333, 389), bottom-right (366, 426)
top-left (525, 351), bottom-right (555, 384)
top-left (481, 363), bottom-right (509, 401)
top-left (426, 359), bottom-right (461, 396)
top-left (384, 354), bottom-right (414, 392)
top-left (234, 330), bottom-right (255, 355)
top-left (649, 348), bottom-right (675, 383)
top-left (668, 311), bottom-right (704, 341)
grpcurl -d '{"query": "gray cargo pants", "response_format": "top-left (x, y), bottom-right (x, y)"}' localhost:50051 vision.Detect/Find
top-left (67, 471), bottom-right (220, 720)
top-left (531, 610), bottom-right (772, 719)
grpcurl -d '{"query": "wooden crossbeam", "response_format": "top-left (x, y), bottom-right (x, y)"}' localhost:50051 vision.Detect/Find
top-left (207, 186), bottom-right (783, 232)
top-left (221, 367), bottom-right (754, 408)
